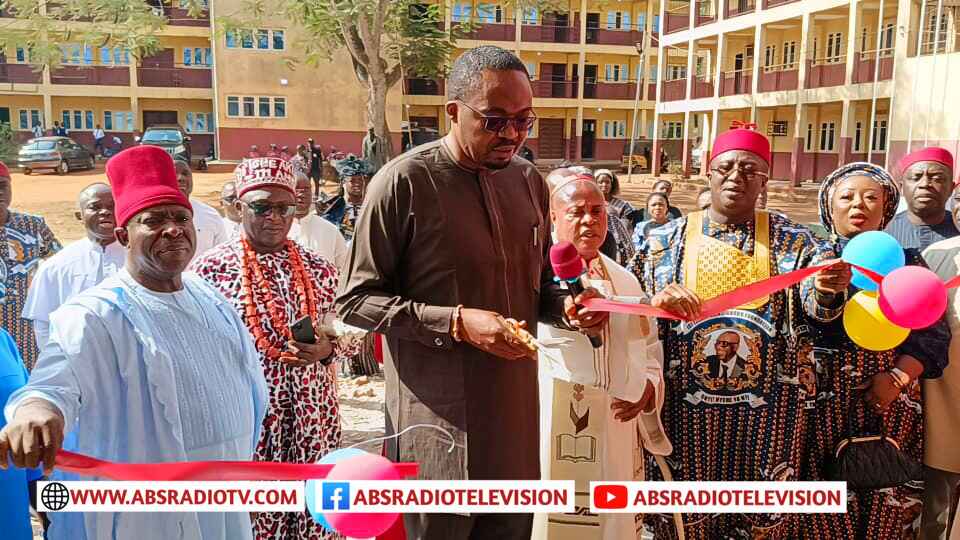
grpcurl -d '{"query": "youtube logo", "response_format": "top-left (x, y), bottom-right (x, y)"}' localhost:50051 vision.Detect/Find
top-left (593, 484), bottom-right (628, 510)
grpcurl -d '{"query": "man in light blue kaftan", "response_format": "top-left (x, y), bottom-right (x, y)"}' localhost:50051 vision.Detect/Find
top-left (0, 146), bottom-right (268, 540)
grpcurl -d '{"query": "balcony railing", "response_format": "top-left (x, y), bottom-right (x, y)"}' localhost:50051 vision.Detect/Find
top-left (163, 5), bottom-right (209, 27)
top-left (521, 24), bottom-right (580, 44)
top-left (696, 1), bottom-right (716, 26)
top-left (852, 49), bottom-right (894, 84)
top-left (764, 0), bottom-right (800, 7)
top-left (453, 20), bottom-right (516, 41)
top-left (662, 78), bottom-right (687, 101)
top-left (594, 81), bottom-right (639, 100)
top-left (647, 82), bottom-right (657, 100)
top-left (51, 65), bottom-right (130, 86)
top-left (0, 63), bottom-right (42, 84)
top-left (725, 0), bottom-right (755, 18)
top-left (719, 69), bottom-right (752, 96)
top-left (692, 77), bottom-right (714, 98)
top-left (665, 12), bottom-right (689, 34)
top-left (404, 78), bottom-right (444, 96)
top-left (592, 28), bottom-right (644, 46)
top-left (137, 64), bottom-right (211, 88)
top-left (804, 57), bottom-right (846, 88)
top-left (532, 79), bottom-right (578, 99)
top-left (758, 64), bottom-right (799, 92)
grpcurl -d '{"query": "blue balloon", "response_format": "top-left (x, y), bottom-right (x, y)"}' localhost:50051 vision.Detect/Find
top-left (841, 230), bottom-right (905, 291)
top-left (306, 448), bottom-right (369, 531)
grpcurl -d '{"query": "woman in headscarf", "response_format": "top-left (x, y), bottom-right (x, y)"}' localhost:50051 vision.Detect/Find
top-left (595, 169), bottom-right (637, 232)
top-left (803, 162), bottom-right (950, 539)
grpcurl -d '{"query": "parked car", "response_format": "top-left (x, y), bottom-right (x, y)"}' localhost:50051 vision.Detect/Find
top-left (620, 139), bottom-right (652, 173)
top-left (17, 137), bottom-right (96, 175)
top-left (139, 125), bottom-right (204, 169)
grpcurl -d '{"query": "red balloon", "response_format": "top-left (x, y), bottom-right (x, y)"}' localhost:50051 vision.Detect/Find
top-left (878, 266), bottom-right (947, 329)
top-left (323, 452), bottom-right (401, 537)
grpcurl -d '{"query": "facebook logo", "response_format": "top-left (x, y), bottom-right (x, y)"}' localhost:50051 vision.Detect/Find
top-left (321, 482), bottom-right (350, 511)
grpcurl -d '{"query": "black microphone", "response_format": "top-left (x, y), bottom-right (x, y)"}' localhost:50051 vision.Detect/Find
top-left (550, 241), bottom-right (603, 348)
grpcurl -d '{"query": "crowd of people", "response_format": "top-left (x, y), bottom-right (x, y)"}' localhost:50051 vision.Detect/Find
top-left (0, 44), bottom-right (957, 540)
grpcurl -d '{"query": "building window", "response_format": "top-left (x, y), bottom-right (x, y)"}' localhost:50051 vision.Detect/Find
top-left (453, 3), bottom-right (472, 22)
top-left (819, 122), bottom-right (836, 151)
top-left (273, 30), bottom-right (285, 50)
top-left (861, 27), bottom-right (868, 51)
top-left (241, 29), bottom-right (254, 49)
top-left (226, 31), bottom-right (237, 48)
top-left (768, 120), bottom-right (788, 136)
top-left (811, 38), bottom-right (817, 61)
top-left (227, 96), bottom-right (240, 117)
top-left (256, 29), bottom-right (270, 49)
top-left (667, 65), bottom-right (687, 80)
top-left (106, 111), bottom-right (133, 131)
top-left (227, 96), bottom-right (287, 118)
top-left (781, 41), bottom-right (797, 68)
top-left (880, 23), bottom-right (894, 52)
top-left (605, 64), bottom-right (629, 82)
top-left (653, 15), bottom-right (660, 32)
top-left (185, 112), bottom-right (213, 133)
top-left (18, 109), bottom-right (42, 130)
top-left (15, 47), bottom-right (26, 62)
top-left (525, 62), bottom-right (536, 80)
top-left (649, 64), bottom-right (658, 82)
top-left (663, 121), bottom-right (683, 139)
top-left (854, 121), bottom-right (862, 152)
top-left (183, 47), bottom-right (212, 66)
top-left (826, 32), bottom-right (843, 62)
top-left (603, 120), bottom-right (626, 138)
top-left (522, 7), bottom-right (538, 25)
top-left (61, 110), bottom-right (94, 130)
top-left (104, 111), bottom-right (113, 130)
top-left (606, 11), bottom-right (631, 30)
top-left (806, 123), bottom-right (813, 151)
top-left (872, 119), bottom-right (888, 151)
top-left (85, 110), bottom-right (94, 129)
top-left (764, 44), bottom-right (777, 70)
top-left (476, 4), bottom-right (503, 23)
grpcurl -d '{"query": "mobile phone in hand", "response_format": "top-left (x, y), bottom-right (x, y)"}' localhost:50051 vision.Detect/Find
top-left (289, 315), bottom-right (317, 344)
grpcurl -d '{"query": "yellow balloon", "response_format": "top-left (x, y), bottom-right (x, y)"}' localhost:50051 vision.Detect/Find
top-left (843, 291), bottom-right (910, 351)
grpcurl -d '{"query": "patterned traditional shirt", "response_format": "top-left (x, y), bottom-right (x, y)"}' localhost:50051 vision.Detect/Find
top-left (0, 211), bottom-right (61, 369)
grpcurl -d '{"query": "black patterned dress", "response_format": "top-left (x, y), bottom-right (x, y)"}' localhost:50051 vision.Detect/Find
top-left (630, 211), bottom-right (842, 539)
top-left (797, 243), bottom-right (949, 540)
top-left (192, 240), bottom-right (359, 539)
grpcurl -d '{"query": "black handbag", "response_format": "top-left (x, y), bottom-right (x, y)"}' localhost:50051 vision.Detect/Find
top-left (825, 396), bottom-right (922, 490)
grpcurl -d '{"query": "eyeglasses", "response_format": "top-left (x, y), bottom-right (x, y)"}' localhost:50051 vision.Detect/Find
top-left (457, 101), bottom-right (536, 135)
top-left (710, 164), bottom-right (769, 182)
top-left (241, 201), bottom-right (297, 218)
top-left (221, 195), bottom-right (237, 204)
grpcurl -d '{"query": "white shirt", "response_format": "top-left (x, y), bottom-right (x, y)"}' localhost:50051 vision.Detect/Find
top-left (288, 212), bottom-right (349, 272)
top-left (224, 218), bottom-right (242, 241)
top-left (7, 270), bottom-right (267, 540)
top-left (32, 125), bottom-right (43, 138)
top-left (93, 128), bottom-right (105, 140)
top-left (22, 238), bottom-right (126, 349)
top-left (191, 199), bottom-right (228, 263)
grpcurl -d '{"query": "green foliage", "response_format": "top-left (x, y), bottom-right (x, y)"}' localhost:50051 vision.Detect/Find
top-left (0, 0), bottom-right (208, 66)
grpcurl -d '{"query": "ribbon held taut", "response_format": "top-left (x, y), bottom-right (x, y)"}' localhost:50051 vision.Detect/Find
top-left (583, 261), bottom-right (888, 321)
top-left (55, 450), bottom-right (419, 481)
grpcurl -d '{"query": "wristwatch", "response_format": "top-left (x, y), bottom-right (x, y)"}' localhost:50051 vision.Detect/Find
top-left (888, 367), bottom-right (911, 389)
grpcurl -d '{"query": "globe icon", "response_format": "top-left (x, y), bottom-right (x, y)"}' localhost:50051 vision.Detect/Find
top-left (41, 482), bottom-right (70, 511)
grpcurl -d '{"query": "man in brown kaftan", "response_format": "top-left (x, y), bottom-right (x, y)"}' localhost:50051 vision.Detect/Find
top-left (337, 46), bottom-right (607, 540)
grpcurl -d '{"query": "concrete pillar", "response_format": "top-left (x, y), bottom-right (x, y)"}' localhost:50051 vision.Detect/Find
top-left (682, 109), bottom-right (692, 177)
top-left (751, 24), bottom-right (763, 121)
top-left (791, 104), bottom-right (809, 185)
top-left (838, 99), bottom-right (853, 165)
top-left (845, 0), bottom-right (860, 86)
top-left (686, 40), bottom-right (695, 101)
top-left (714, 32), bottom-right (725, 99)
top-left (792, 12), bottom-right (812, 186)
top-left (652, 0), bottom-right (666, 177)
top-left (42, 94), bottom-right (52, 133)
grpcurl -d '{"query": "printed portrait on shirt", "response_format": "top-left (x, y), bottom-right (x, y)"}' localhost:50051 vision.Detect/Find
top-left (691, 325), bottom-right (762, 392)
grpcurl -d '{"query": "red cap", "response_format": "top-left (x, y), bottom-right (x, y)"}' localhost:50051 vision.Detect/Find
top-left (550, 241), bottom-right (585, 281)
top-left (0, 161), bottom-right (9, 179)
top-left (106, 146), bottom-right (191, 227)
top-left (897, 147), bottom-right (955, 180)
top-left (234, 157), bottom-right (296, 197)
top-left (711, 128), bottom-right (771, 165)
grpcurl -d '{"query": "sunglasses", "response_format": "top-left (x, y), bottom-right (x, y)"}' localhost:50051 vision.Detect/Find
top-left (457, 101), bottom-right (536, 135)
top-left (242, 201), bottom-right (297, 218)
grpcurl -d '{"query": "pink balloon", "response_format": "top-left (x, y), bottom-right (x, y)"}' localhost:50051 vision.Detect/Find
top-left (878, 266), bottom-right (947, 329)
top-left (323, 452), bottom-right (401, 538)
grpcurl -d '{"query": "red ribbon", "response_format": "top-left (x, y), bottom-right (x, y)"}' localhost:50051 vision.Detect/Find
top-left (55, 450), bottom-right (419, 481)
top-left (584, 262), bottom-right (889, 322)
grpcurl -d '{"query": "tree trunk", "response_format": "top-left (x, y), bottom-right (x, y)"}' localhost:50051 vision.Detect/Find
top-left (365, 74), bottom-right (394, 159)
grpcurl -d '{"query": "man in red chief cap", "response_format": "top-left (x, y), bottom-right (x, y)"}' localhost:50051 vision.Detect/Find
top-left (629, 128), bottom-right (848, 538)
top-left (886, 147), bottom-right (959, 255)
top-left (0, 146), bottom-right (268, 540)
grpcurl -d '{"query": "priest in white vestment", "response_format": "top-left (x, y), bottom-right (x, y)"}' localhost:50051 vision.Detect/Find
top-left (1, 146), bottom-right (267, 540)
top-left (23, 183), bottom-right (126, 349)
top-left (289, 172), bottom-right (349, 271)
top-left (534, 174), bottom-right (671, 540)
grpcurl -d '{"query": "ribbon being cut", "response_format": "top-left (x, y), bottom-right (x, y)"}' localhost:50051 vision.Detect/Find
top-left (583, 231), bottom-right (957, 351)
